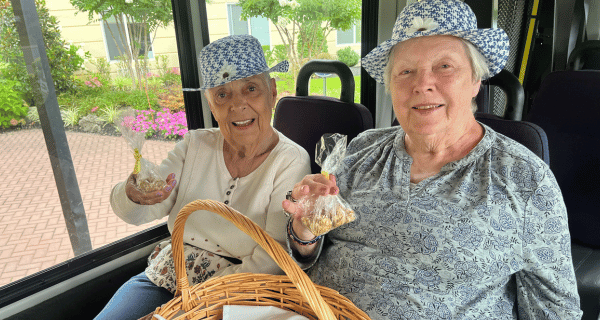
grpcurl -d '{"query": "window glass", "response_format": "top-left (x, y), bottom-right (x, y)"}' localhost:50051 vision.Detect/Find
top-left (0, 0), bottom-right (180, 286)
top-left (102, 16), bottom-right (155, 61)
top-left (227, 4), bottom-right (270, 45)
top-left (0, 0), bottom-right (362, 288)
top-left (337, 22), bottom-right (361, 45)
top-left (227, 4), bottom-right (249, 35)
top-left (207, 0), bottom-right (362, 102)
top-left (337, 27), bottom-right (355, 45)
top-left (250, 15), bottom-right (270, 46)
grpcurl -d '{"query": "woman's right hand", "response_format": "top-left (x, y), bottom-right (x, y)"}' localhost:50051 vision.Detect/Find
top-left (282, 173), bottom-right (339, 242)
top-left (125, 173), bottom-right (177, 205)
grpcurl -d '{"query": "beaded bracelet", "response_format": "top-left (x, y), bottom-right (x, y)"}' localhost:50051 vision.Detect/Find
top-left (287, 218), bottom-right (322, 246)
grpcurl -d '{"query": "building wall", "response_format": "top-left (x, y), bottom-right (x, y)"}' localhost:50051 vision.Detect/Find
top-left (46, 0), bottom-right (361, 74)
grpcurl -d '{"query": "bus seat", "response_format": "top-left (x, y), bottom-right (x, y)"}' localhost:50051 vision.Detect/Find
top-left (475, 69), bottom-right (525, 120)
top-left (526, 70), bottom-right (600, 320)
top-left (475, 112), bottom-right (549, 165)
top-left (568, 40), bottom-right (600, 70)
top-left (273, 60), bottom-right (374, 174)
top-left (390, 113), bottom-right (549, 164)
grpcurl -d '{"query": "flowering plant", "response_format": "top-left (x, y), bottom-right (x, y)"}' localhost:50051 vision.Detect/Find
top-left (84, 76), bottom-right (103, 88)
top-left (130, 108), bottom-right (188, 140)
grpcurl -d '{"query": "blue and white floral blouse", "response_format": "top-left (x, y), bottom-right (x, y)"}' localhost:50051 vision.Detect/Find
top-left (305, 124), bottom-right (582, 319)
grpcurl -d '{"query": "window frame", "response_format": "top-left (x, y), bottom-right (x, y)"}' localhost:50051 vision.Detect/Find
top-left (226, 3), bottom-right (271, 45)
top-left (337, 24), bottom-right (361, 45)
top-left (0, 0), bottom-right (378, 311)
top-left (100, 14), bottom-right (155, 63)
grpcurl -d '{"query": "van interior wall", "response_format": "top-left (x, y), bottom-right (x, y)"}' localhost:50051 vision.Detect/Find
top-left (5, 257), bottom-right (148, 320)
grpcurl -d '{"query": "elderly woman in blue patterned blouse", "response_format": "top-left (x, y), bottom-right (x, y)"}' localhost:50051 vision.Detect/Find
top-left (282, 1), bottom-right (583, 319)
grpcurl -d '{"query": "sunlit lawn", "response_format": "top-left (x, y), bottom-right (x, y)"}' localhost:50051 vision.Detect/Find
top-left (277, 75), bottom-right (361, 104)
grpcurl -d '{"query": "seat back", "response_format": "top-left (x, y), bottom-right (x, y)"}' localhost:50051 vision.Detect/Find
top-left (273, 60), bottom-right (373, 174)
top-left (526, 70), bottom-right (600, 247)
top-left (475, 69), bottom-right (525, 120)
top-left (391, 113), bottom-right (549, 164)
top-left (475, 113), bottom-right (549, 165)
top-left (568, 40), bottom-right (600, 70)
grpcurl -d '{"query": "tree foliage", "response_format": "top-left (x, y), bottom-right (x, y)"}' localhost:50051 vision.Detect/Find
top-left (69, 0), bottom-right (173, 89)
top-left (238, 0), bottom-right (361, 75)
top-left (0, 0), bottom-right (88, 106)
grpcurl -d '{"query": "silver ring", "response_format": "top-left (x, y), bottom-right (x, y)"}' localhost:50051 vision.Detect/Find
top-left (283, 208), bottom-right (291, 218)
top-left (286, 190), bottom-right (297, 203)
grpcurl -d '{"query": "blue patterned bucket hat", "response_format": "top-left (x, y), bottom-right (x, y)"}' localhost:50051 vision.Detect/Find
top-left (199, 34), bottom-right (289, 90)
top-left (362, 0), bottom-right (510, 84)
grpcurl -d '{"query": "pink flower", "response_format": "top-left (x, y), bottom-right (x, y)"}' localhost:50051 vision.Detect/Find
top-left (91, 106), bottom-right (98, 113)
top-left (10, 119), bottom-right (18, 126)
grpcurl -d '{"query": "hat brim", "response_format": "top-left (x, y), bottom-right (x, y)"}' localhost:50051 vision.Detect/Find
top-left (362, 28), bottom-right (509, 84)
top-left (200, 60), bottom-right (289, 90)
top-left (268, 60), bottom-right (289, 73)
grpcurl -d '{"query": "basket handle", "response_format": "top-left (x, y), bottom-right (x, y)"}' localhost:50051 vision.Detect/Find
top-left (171, 199), bottom-right (336, 319)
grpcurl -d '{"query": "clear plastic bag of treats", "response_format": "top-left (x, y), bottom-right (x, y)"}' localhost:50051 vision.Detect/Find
top-left (298, 133), bottom-right (356, 237)
top-left (117, 110), bottom-right (166, 193)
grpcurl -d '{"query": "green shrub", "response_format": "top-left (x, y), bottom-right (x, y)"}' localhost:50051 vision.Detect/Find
top-left (27, 106), bottom-right (40, 124)
top-left (0, 0), bottom-right (89, 106)
top-left (160, 68), bottom-right (181, 86)
top-left (147, 77), bottom-right (164, 88)
top-left (336, 46), bottom-right (359, 67)
top-left (89, 58), bottom-right (111, 83)
top-left (0, 78), bottom-right (27, 128)
top-left (298, 28), bottom-right (328, 60)
top-left (58, 89), bottom-right (157, 113)
top-left (60, 106), bottom-right (81, 127)
top-left (155, 55), bottom-right (169, 77)
top-left (99, 105), bottom-right (122, 125)
top-left (111, 77), bottom-right (134, 91)
top-left (263, 45), bottom-right (288, 67)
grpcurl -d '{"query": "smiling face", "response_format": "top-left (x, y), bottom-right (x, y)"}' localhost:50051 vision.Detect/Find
top-left (205, 73), bottom-right (277, 153)
top-left (389, 35), bottom-right (481, 141)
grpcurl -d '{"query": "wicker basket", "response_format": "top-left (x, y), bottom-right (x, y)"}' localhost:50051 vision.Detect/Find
top-left (151, 199), bottom-right (370, 320)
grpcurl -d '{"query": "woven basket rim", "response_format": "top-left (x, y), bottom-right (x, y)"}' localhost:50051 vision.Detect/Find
top-left (153, 199), bottom-right (370, 320)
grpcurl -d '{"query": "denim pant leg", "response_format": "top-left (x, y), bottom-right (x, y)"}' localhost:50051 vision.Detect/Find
top-left (94, 272), bottom-right (173, 320)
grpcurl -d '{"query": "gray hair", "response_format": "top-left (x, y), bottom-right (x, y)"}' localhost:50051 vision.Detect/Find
top-left (383, 37), bottom-right (490, 113)
top-left (262, 71), bottom-right (273, 90)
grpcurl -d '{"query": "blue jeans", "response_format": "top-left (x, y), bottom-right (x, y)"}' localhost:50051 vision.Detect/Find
top-left (94, 272), bottom-right (174, 320)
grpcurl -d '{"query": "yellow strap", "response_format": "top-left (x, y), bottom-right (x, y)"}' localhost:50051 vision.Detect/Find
top-left (519, 0), bottom-right (540, 84)
top-left (133, 148), bottom-right (142, 174)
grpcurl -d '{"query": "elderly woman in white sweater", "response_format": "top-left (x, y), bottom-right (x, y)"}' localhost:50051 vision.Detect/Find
top-left (95, 35), bottom-right (311, 320)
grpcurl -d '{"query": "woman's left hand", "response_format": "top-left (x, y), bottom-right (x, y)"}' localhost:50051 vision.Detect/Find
top-left (282, 173), bottom-right (338, 241)
top-left (125, 173), bottom-right (177, 205)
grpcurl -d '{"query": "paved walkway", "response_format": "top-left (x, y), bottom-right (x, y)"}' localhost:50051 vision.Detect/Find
top-left (0, 129), bottom-right (175, 287)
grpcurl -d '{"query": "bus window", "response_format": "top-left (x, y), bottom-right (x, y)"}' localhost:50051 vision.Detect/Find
top-left (5, 0), bottom-right (600, 319)
top-left (206, 0), bottom-right (363, 104)
top-left (0, 0), bottom-right (180, 287)
top-left (0, 0), bottom-right (364, 290)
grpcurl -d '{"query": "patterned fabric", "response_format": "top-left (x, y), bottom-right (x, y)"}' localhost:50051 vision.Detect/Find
top-left (307, 125), bottom-right (582, 319)
top-left (145, 240), bottom-right (234, 294)
top-left (199, 34), bottom-right (289, 89)
top-left (361, 0), bottom-right (510, 83)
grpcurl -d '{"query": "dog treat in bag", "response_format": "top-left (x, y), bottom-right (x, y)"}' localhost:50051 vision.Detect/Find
top-left (117, 110), bottom-right (166, 193)
top-left (298, 133), bottom-right (356, 236)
